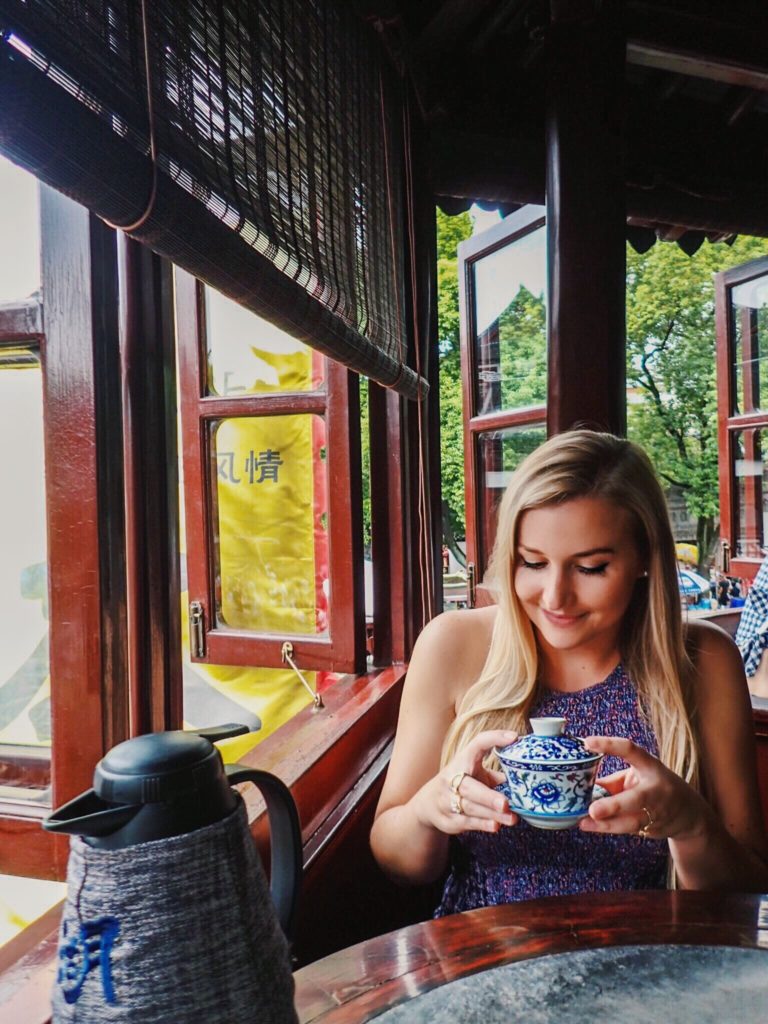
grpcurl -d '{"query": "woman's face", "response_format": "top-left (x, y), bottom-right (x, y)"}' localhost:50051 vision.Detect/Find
top-left (513, 496), bottom-right (645, 661)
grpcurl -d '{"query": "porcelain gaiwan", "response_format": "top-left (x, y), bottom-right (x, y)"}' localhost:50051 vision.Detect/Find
top-left (496, 717), bottom-right (605, 830)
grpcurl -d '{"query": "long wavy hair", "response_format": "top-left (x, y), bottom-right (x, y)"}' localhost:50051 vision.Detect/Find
top-left (441, 430), bottom-right (700, 804)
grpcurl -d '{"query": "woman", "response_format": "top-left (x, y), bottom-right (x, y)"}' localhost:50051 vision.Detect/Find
top-left (370, 431), bottom-right (768, 914)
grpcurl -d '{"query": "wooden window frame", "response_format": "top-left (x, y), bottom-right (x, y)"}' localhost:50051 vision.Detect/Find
top-left (0, 187), bottom-right (129, 879)
top-left (0, 318), bottom-right (49, 827)
top-left (715, 255), bottom-right (768, 582)
top-left (458, 207), bottom-right (547, 586)
top-left (175, 272), bottom-right (367, 674)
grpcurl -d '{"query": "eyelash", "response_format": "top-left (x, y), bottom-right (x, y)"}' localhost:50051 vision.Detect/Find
top-left (519, 559), bottom-right (609, 577)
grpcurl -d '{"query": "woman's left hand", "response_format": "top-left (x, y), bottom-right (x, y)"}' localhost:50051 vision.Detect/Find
top-left (578, 736), bottom-right (710, 841)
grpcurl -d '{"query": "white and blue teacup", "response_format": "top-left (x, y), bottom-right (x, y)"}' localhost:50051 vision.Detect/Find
top-left (495, 717), bottom-right (604, 830)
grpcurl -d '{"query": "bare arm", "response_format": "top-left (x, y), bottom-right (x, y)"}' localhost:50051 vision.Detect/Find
top-left (581, 624), bottom-right (768, 891)
top-left (370, 609), bottom-right (517, 885)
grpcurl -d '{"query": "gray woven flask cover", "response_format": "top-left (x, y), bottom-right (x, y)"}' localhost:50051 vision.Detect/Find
top-left (51, 800), bottom-right (298, 1023)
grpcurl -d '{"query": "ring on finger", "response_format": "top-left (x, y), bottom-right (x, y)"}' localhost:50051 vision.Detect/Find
top-left (450, 793), bottom-right (463, 815)
top-left (637, 805), bottom-right (655, 839)
top-left (450, 771), bottom-right (467, 795)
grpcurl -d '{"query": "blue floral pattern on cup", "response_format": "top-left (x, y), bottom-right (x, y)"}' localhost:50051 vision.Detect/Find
top-left (495, 716), bottom-right (603, 827)
top-left (504, 766), bottom-right (599, 816)
top-left (504, 734), bottom-right (595, 766)
top-left (530, 781), bottom-right (560, 806)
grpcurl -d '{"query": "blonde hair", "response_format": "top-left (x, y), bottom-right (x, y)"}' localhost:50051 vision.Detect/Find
top-left (441, 430), bottom-right (700, 806)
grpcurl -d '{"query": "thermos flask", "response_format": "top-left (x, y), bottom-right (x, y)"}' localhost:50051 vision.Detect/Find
top-left (43, 725), bottom-right (301, 1023)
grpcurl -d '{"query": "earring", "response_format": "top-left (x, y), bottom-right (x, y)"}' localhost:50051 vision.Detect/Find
top-left (641, 570), bottom-right (649, 578)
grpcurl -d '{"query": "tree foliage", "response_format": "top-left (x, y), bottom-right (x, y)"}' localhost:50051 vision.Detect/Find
top-left (625, 235), bottom-right (767, 566)
top-left (435, 209), bottom-right (767, 569)
top-left (437, 209), bottom-right (473, 546)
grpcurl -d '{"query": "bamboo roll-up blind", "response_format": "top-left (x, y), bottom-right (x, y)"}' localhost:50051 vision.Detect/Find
top-left (0, 0), bottom-right (426, 397)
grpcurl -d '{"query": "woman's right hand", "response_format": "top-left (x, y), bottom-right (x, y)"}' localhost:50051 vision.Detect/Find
top-left (411, 730), bottom-right (520, 835)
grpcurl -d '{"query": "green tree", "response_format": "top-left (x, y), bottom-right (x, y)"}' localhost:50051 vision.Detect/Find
top-left (436, 210), bottom-right (547, 551)
top-left (497, 286), bottom-right (547, 410)
top-left (626, 236), bottom-right (767, 570)
top-left (437, 209), bottom-right (473, 557)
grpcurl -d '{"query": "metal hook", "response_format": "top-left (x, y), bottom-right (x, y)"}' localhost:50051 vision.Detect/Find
top-left (281, 642), bottom-right (324, 708)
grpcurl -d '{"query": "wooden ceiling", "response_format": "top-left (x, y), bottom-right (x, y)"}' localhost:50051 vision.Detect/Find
top-left (358, 1), bottom-right (768, 240)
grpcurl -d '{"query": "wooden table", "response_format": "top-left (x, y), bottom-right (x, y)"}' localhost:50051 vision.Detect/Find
top-left (293, 891), bottom-right (768, 1022)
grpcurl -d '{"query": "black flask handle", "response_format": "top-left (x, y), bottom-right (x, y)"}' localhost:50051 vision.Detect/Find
top-left (225, 763), bottom-right (302, 942)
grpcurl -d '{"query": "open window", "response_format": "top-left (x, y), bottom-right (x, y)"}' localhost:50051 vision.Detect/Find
top-left (715, 256), bottom-right (768, 581)
top-left (175, 272), bottom-right (366, 676)
top-left (458, 207), bottom-right (547, 600)
top-left (0, 164), bottom-right (128, 878)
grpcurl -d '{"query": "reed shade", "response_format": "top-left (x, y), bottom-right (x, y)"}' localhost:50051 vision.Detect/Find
top-left (0, 0), bottom-right (426, 398)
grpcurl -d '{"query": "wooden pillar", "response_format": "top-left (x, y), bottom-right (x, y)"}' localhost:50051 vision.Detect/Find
top-left (118, 236), bottom-right (182, 734)
top-left (40, 190), bottom-right (127, 785)
top-left (546, 1), bottom-right (627, 436)
top-left (369, 87), bottom-right (442, 664)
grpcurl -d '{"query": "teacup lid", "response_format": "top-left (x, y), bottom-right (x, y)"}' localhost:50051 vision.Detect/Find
top-left (496, 716), bottom-right (600, 767)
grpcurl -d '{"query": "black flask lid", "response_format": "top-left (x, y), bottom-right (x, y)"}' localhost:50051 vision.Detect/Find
top-left (94, 731), bottom-right (223, 804)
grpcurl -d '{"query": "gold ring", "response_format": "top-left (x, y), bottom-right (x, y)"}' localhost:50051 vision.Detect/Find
top-left (450, 793), bottom-right (463, 815)
top-left (450, 771), bottom-right (467, 795)
top-left (638, 806), bottom-right (654, 838)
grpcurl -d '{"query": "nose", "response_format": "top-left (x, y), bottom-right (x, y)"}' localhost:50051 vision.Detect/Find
top-left (541, 567), bottom-right (570, 610)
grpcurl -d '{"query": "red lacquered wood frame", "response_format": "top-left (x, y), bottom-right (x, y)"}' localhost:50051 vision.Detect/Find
top-left (293, 890), bottom-right (768, 1023)
top-left (0, 188), bottom-right (130, 879)
top-left (117, 236), bottom-right (182, 734)
top-left (458, 206), bottom-right (547, 589)
top-left (715, 255), bottom-right (768, 581)
top-left (175, 271), bottom-right (366, 674)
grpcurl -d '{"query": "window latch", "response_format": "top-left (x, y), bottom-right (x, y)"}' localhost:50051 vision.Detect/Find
top-left (189, 600), bottom-right (206, 658)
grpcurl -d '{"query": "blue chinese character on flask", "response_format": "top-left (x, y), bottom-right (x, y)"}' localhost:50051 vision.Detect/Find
top-left (58, 916), bottom-right (120, 1005)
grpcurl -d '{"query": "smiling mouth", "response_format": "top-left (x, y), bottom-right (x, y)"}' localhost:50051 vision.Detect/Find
top-left (541, 610), bottom-right (585, 627)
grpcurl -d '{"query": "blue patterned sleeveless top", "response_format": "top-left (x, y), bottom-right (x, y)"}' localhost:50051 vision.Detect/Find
top-left (435, 664), bottom-right (668, 917)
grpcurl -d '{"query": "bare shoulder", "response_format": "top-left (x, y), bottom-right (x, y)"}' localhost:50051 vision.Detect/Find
top-left (407, 605), bottom-right (498, 705)
top-left (684, 618), bottom-right (765, 854)
top-left (684, 619), bottom-right (751, 713)
top-left (685, 619), bottom-right (744, 672)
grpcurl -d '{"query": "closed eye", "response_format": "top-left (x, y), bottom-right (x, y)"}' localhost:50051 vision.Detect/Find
top-left (577, 563), bottom-right (609, 576)
top-left (519, 558), bottom-right (546, 570)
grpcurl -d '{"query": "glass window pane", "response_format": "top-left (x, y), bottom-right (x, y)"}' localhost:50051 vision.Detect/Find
top-left (477, 423), bottom-right (546, 570)
top-left (472, 225), bottom-right (547, 415)
top-left (0, 155), bottom-right (40, 304)
top-left (733, 427), bottom-right (768, 560)
top-left (0, 349), bottom-right (50, 803)
top-left (177, 416), bottom-right (335, 758)
top-left (204, 286), bottom-right (325, 395)
top-left (730, 273), bottom-right (768, 415)
top-left (0, 874), bottom-right (65, 949)
top-left (212, 414), bottom-right (329, 636)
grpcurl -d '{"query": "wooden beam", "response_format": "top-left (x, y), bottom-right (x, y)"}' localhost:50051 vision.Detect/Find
top-left (626, 4), bottom-right (768, 91)
top-left (429, 127), bottom-right (768, 238)
top-left (627, 42), bottom-right (768, 92)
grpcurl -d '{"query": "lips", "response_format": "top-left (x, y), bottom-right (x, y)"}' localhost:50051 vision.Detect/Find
top-left (540, 610), bottom-right (585, 627)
